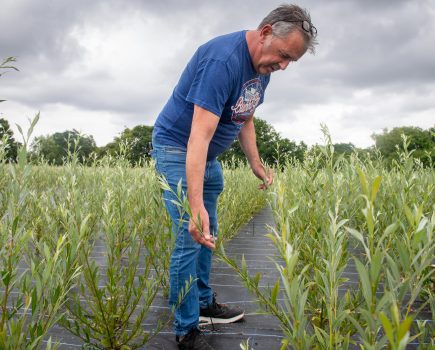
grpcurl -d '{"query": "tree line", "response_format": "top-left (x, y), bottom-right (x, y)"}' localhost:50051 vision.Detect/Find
top-left (1, 116), bottom-right (434, 167)
top-left (1, 56), bottom-right (434, 167)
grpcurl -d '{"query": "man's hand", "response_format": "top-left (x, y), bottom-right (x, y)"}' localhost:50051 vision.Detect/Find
top-left (237, 117), bottom-right (273, 190)
top-left (253, 165), bottom-right (274, 190)
top-left (188, 206), bottom-right (215, 249)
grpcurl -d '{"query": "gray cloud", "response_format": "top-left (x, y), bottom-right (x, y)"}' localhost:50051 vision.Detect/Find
top-left (1, 0), bottom-right (434, 147)
top-left (313, 0), bottom-right (435, 88)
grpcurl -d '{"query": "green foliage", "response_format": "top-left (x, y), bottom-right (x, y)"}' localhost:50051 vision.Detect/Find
top-left (0, 56), bottom-right (19, 104)
top-left (0, 118), bottom-right (18, 162)
top-left (157, 161), bottom-right (267, 247)
top-left (1, 116), bottom-right (84, 350)
top-left (217, 163), bottom-right (267, 244)
top-left (60, 162), bottom-right (174, 349)
top-left (333, 142), bottom-right (355, 156)
top-left (1, 115), bottom-right (268, 348)
top-left (2, 88), bottom-right (433, 348)
top-left (372, 126), bottom-right (434, 167)
top-left (32, 129), bottom-right (97, 165)
top-left (0, 57), bottom-right (20, 161)
top-left (220, 126), bottom-right (434, 349)
top-left (218, 117), bottom-right (307, 166)
top-left (0, 57), bottom-right (18, 79)
top-left (98, 125), bottom-right (153, 165)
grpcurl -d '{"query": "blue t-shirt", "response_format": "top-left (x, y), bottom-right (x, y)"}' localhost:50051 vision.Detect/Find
top-left (153, 30), bottom-right (270, 160)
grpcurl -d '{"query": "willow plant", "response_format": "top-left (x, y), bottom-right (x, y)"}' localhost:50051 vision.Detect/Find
top-left (60, 159), bottom-right (174, 349)
top-left (221, 126), bottom-right (434, 349)
top-left (1, 116), bottom-right (84, 349)
top-left (220, 230), bottom-right (314, 350)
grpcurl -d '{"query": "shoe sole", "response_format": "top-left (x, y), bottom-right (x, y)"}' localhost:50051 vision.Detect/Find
top-left (198, 312), bottom-right (244, 325)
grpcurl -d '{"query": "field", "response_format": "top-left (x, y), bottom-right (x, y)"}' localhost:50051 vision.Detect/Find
top-left (0, 133), bottom-right (434, 349)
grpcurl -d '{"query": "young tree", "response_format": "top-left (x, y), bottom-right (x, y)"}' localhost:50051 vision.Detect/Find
top-left (372, 126), bottom-right (434, 166)
top-left (0, 118), bottom-right (18, 162)
top-left (333, 143), bottom-right (355, 156)
top-left (32, 129), bottom-right (97, 165)
top-left (218, 117), bottom-right (306, 166)
top-left (98, 125), bottom-right (153, 164)
top-left (0, 58), bottom-right (19, 162)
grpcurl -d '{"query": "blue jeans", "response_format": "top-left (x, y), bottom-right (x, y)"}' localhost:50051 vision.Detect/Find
top-left (150, 143), bottom-right (224, 336)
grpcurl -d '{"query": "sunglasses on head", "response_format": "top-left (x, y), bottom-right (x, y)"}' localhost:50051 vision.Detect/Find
top-left (280, 20), bottom-right (317, 37)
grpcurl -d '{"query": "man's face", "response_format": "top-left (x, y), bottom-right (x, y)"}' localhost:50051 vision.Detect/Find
top-left (255, 27), bottom-right (307, 75)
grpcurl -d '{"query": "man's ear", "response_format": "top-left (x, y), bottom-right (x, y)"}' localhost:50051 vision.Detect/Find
top-left (259, 24), bottom-right (273, 43)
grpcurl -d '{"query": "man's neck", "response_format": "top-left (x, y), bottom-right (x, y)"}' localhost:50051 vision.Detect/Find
top-left (245, 30), bottom-right (261, 65)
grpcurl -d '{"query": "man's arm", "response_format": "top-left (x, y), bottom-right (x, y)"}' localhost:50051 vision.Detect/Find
top-left (186, 105), bottom-right (219, 249)
top-left (238, 116), bottom-right (273, 190)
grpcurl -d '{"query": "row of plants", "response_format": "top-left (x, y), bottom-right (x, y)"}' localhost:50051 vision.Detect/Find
top-left (0, 120), bottom-right (267, 349)
top-left (1, 123), bottom-right (173, 348)
top-left (222, 129), bottom-right (434, 349)
top-left (3, 118), bottom-right (432, 349)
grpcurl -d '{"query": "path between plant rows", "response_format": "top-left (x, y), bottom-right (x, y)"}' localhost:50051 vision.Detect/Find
top-left (46, 205), bottom-right (431, 349)
top-left (146, 205), bottom-right (284, 349)
top-left (46, 206), bottom-right (282, 349)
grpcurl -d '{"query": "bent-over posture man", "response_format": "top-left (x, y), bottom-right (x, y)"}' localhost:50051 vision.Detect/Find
top-left (151, 4), bottom-right (317, 349)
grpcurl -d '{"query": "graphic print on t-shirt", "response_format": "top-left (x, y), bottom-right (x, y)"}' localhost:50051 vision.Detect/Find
top-left (231, 78), bottom-right (263, 127)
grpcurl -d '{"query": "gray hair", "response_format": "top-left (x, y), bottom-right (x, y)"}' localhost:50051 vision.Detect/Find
top-left (258, 4), bottom-right (318, 54)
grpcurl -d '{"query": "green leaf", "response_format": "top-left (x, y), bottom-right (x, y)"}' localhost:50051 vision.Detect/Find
top-left (366, 207), bottom-right (375, 237)
top-left (412, 229), bottom-right (426, 248)
top-left (313, 326), bottom-right (328, 346)
top-left (391, 303), bottom-right (400, 326)
top-left (370, 175), bottom-right (382, 203)
top-left (280, 339), bottom-right (289, 350)
top-left (370, 252), bottom-right (383, 283)
top-left (16, 124), bottom-right (24, 141)
top-left (398, 333), bottom-right (410, 350)
top-left (357, 168), bottom-right (369, 197)
top-left (271, 280), bottom-right (280, 305)
top-left (31, 289), bottom-right (37, 315)
top-left (354, 258), bottom-right (372, 306)
top-left (241, 255), bottom-right (247, 272)
top-left (28, 112), bottom-right (40, 139)
top-left (397, 316), bottom-right (413, 342)
top-left (1, 270), bottom-right (11, 286)
top-left (404, 205), bottom-right (414, 227)
top-left (379, 312), bottom-right (395, 346)
top-left (346, 227), bottom-right (370, 260)
top-left (253, 272), bottom-right (261, 287)
top-left (383, 222), bottom-right (398, 238)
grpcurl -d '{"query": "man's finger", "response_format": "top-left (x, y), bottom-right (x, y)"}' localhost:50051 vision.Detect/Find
top-left (205, 240), bottom-right (215, 249)
top-left (199, 236), bottom-right (215, 249)
top-left (263, 174), bottom-right (272, 186)
top-left (267, 169), bottom-right (274, 184)
top-left (203, 230), bottom-right (211, 240)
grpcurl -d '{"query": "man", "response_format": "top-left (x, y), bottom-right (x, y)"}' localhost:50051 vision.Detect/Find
top-left (151, 4), bottom-right (317, 349)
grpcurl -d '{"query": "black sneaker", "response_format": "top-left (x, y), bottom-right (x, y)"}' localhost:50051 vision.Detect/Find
top-left (176, 328), bottom-right (215, 350)
top-left (199, 293), bottom-right (244, 325)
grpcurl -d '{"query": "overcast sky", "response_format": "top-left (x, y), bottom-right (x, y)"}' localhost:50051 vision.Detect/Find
top-left (1, 0), bottom-right (434, 148)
